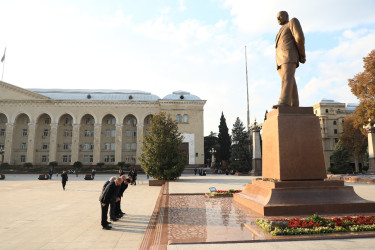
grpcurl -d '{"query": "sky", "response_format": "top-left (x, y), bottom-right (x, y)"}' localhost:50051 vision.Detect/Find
top-left (1, 0), bottom-right (375, 136)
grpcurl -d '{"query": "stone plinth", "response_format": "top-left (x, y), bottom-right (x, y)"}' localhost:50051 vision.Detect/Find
top-left (234, 180), bottom-right (375, 216)
top-left (234, 107), bottom-right (375, 216)
top-left (262, 107), bottom-right (326, 180)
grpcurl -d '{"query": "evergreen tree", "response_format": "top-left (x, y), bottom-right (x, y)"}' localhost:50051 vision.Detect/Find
top-left (139, 112), bottom-right (186, 180)
top-left (217, 112), bottom-right (231, 166)
top-left (230, 117), bottom-right (251, 172)
top-left (329, 141), bottom-right (352, 174)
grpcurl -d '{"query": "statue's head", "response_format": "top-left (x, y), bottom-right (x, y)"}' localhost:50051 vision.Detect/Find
top-left (277, 11), bottom-right (289, 25)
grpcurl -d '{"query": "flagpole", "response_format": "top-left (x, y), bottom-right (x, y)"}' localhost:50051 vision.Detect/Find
top-left (245, 45), bottom-right (250, 131)
top-left (1, 47), bottom-right (6, 81)
top-left (1, 60), bottom-right (4, 81)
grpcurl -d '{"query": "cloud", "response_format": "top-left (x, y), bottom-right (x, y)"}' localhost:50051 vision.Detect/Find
top-left (223, 0), bottom-right (375, 34)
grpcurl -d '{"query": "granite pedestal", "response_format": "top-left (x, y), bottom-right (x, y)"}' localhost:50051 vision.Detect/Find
top-left (234, 107), bottom-right (375, 216)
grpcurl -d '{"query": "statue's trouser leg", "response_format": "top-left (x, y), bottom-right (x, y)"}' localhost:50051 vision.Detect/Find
top-left (278, 63), bottom-right (299, 107)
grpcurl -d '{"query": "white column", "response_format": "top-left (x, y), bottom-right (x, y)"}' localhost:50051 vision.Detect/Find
top-left (366, 126), bottom-right (375, 173)
top-left (4, 123), bottom-right (14, 164)
top-left (93, 123), bottom-right (102, 164)
top-left (136, 122), bottom-right (144, 164)
top-left (115, 124), bottom-right (123, 163)
top-left (71, 123), bottom-right (80, 164)
top-left (26, 123), bottom-right (36, 164)
top-left (49, 123), bottom-right (58, 162)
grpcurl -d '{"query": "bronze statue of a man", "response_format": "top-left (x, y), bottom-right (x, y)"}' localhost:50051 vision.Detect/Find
top-left (273, 11), bottom-right (306, 109)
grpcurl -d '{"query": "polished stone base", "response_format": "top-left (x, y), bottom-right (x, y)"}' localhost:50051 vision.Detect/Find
top-left (251, 158), bottom-right (262, 176)
top-left (234, 180), bottom-right (375, 216)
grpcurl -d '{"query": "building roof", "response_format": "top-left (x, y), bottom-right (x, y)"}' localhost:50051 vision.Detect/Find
top-left (162, 91), bottom-right (201, 101)
top-left (27, 88), bottom-right (161, 101)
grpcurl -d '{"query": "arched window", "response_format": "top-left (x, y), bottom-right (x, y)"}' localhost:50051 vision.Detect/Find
top-left (176, 114), bottom-right (181, 123)
top-left (183, 114), bottom-right (188, 123)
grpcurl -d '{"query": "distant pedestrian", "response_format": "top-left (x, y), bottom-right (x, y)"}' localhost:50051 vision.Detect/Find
top-left (61, 170), bottom-right (68, 190)
top-left (49, 168), bottom-right (53, 180)
top-left (129, 167), bottom-right (137, 185)
top-left (194, 168), bottom-right (197, 175)
top-left (92, 169), bottom-right (96, 179)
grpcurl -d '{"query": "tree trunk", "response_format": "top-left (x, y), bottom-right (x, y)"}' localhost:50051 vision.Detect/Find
top-left (354, 157), bottom-right (359, 173)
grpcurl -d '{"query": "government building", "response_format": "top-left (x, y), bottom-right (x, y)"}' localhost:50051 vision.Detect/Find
top-left (0, 81), bottom-right (206, 167)
top-left (313, 99), bottom-right (358, 170)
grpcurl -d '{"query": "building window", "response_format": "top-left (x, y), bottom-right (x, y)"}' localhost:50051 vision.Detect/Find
top-left (125, 131), bottom-right (136, 137)
top-left (64, 130), bottom-right (72, 137)
top-left (0, 143), bottom-right (4, 149)
top-left (106, 118), bottom-right (116, 124)
top-left (24, 117), bottom-right (29, 124)
top-left (85, 118), bottom-right (94, 124)
top-left (42, 143), bottom-right (49, 150)
top-left (333, 120), bottom-right (337, 125)
top-left (63, 143), bottom-right (72, 150)
top-left (21, 143), bottom-right (27, 150)
top-left (183, 114), bottom-right (189, 123)
top-left (62, 155), bottom-right (71, 163)
top-left (83, 155), bottom-right (93, 163)
top-left (20, 155), bottom-right (26, 163)
top-left (176, 114), bottom-right (181, 122)
top-left (43, 129), bottom-right (49, 137)
top-left (0, 129), bottom-right (5, 136)
top-left (65, 118), bottom-right (72, 125)
top-left (85, 130), bottom-right (94, 137)
top-left (325, 109), bottom-right (328, 113)
top-left (145, 118), bottom-right (151, 125)
top-left (104, 155), bottom-right (115, 162)
top-left (41, 155), bottom-right (48, 162)
top-left (334, 129), bottom-right (338, 134)
top-left (335, 138), bottom-right (339, 143)
top-left (22, 129), bottom-right (28, 137)
top-left (104, 143), bottom-right (116, 151)
top-left (44, 118), bottom-right (50, 124)
top-left (126, 118), bottom-right (136, 126)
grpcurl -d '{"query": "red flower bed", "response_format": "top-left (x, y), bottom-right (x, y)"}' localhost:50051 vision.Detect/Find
top-left (215, 190), bottom-right (241, 194)
top-left (270, 214), bottom-right (375, 229)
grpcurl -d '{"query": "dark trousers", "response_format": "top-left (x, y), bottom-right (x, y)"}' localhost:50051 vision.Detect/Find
top-left (115, 199), bottom-right (123, 216)
top-left (62, 181), bottom-right (66, 190)
top-left (101, 202), bottom-right (109, 226)
top-left (109, 200), bottom-right (116, 219)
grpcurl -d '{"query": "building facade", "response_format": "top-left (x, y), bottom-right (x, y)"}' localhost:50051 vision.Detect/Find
top-left (0, 81), bottom-right (206, 167)
top-left (313, 99), bottom-right (357, 169)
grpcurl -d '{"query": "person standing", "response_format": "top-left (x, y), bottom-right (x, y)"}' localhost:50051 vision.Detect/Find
top-left (129, 167), bottom-right (137, 185)
top-left (273, 11), bottom-right (306, 109)
top-left (61, 170), bottom-right (68, 190)
top-left (99, 176), bottom-right (117, 230)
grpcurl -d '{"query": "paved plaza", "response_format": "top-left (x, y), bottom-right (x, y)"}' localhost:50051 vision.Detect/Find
top-left (0, 174), bottom-right (375, 250)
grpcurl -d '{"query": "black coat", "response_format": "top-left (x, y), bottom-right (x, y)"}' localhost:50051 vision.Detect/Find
top-left (118, 182), bottom-right (128, 198)
top-left (61, 173), bottom-right (68, 182)
top-left (99, 181), bottom-right (117, 204)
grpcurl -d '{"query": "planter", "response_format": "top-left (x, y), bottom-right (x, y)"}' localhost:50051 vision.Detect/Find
top-left (38, 174), bottom-right (49, 180)
top-left (149, 180), bottom-right (166, 186)
top-left (84, 174), bottom-right (94, 180)
top-left (0, 174), bottom-right (5, 180)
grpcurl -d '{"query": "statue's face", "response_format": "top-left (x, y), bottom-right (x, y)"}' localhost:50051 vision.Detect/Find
top-left (277, 12), bottom-right (288, 25)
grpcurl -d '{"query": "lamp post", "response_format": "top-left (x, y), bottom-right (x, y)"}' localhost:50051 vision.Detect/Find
top-left (250, 118), bottom-right (262, 176)
top-left (209, 148), bottom-right (216, 168)
top-left (363, 118), bottom-right (375, 173)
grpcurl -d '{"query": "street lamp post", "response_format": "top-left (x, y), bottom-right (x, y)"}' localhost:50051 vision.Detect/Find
top-left (250, 119), bottom-right (262, 176)
top-left (363, 118), bottom-right (375, 173)
top-left (209, 148), bottom-right (216, 168)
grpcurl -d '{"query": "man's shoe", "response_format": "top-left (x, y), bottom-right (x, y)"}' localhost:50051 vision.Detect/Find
top-left (116, 214), bottom-right (123, 218)
top-left (120, 212), bottom-right (126, 215)
top-left (110, 218), bottom-right (118, 222)
top-left (106, 222), bottom-right (112, 224)
top-left (102, 225), bottom-right (111, 230)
